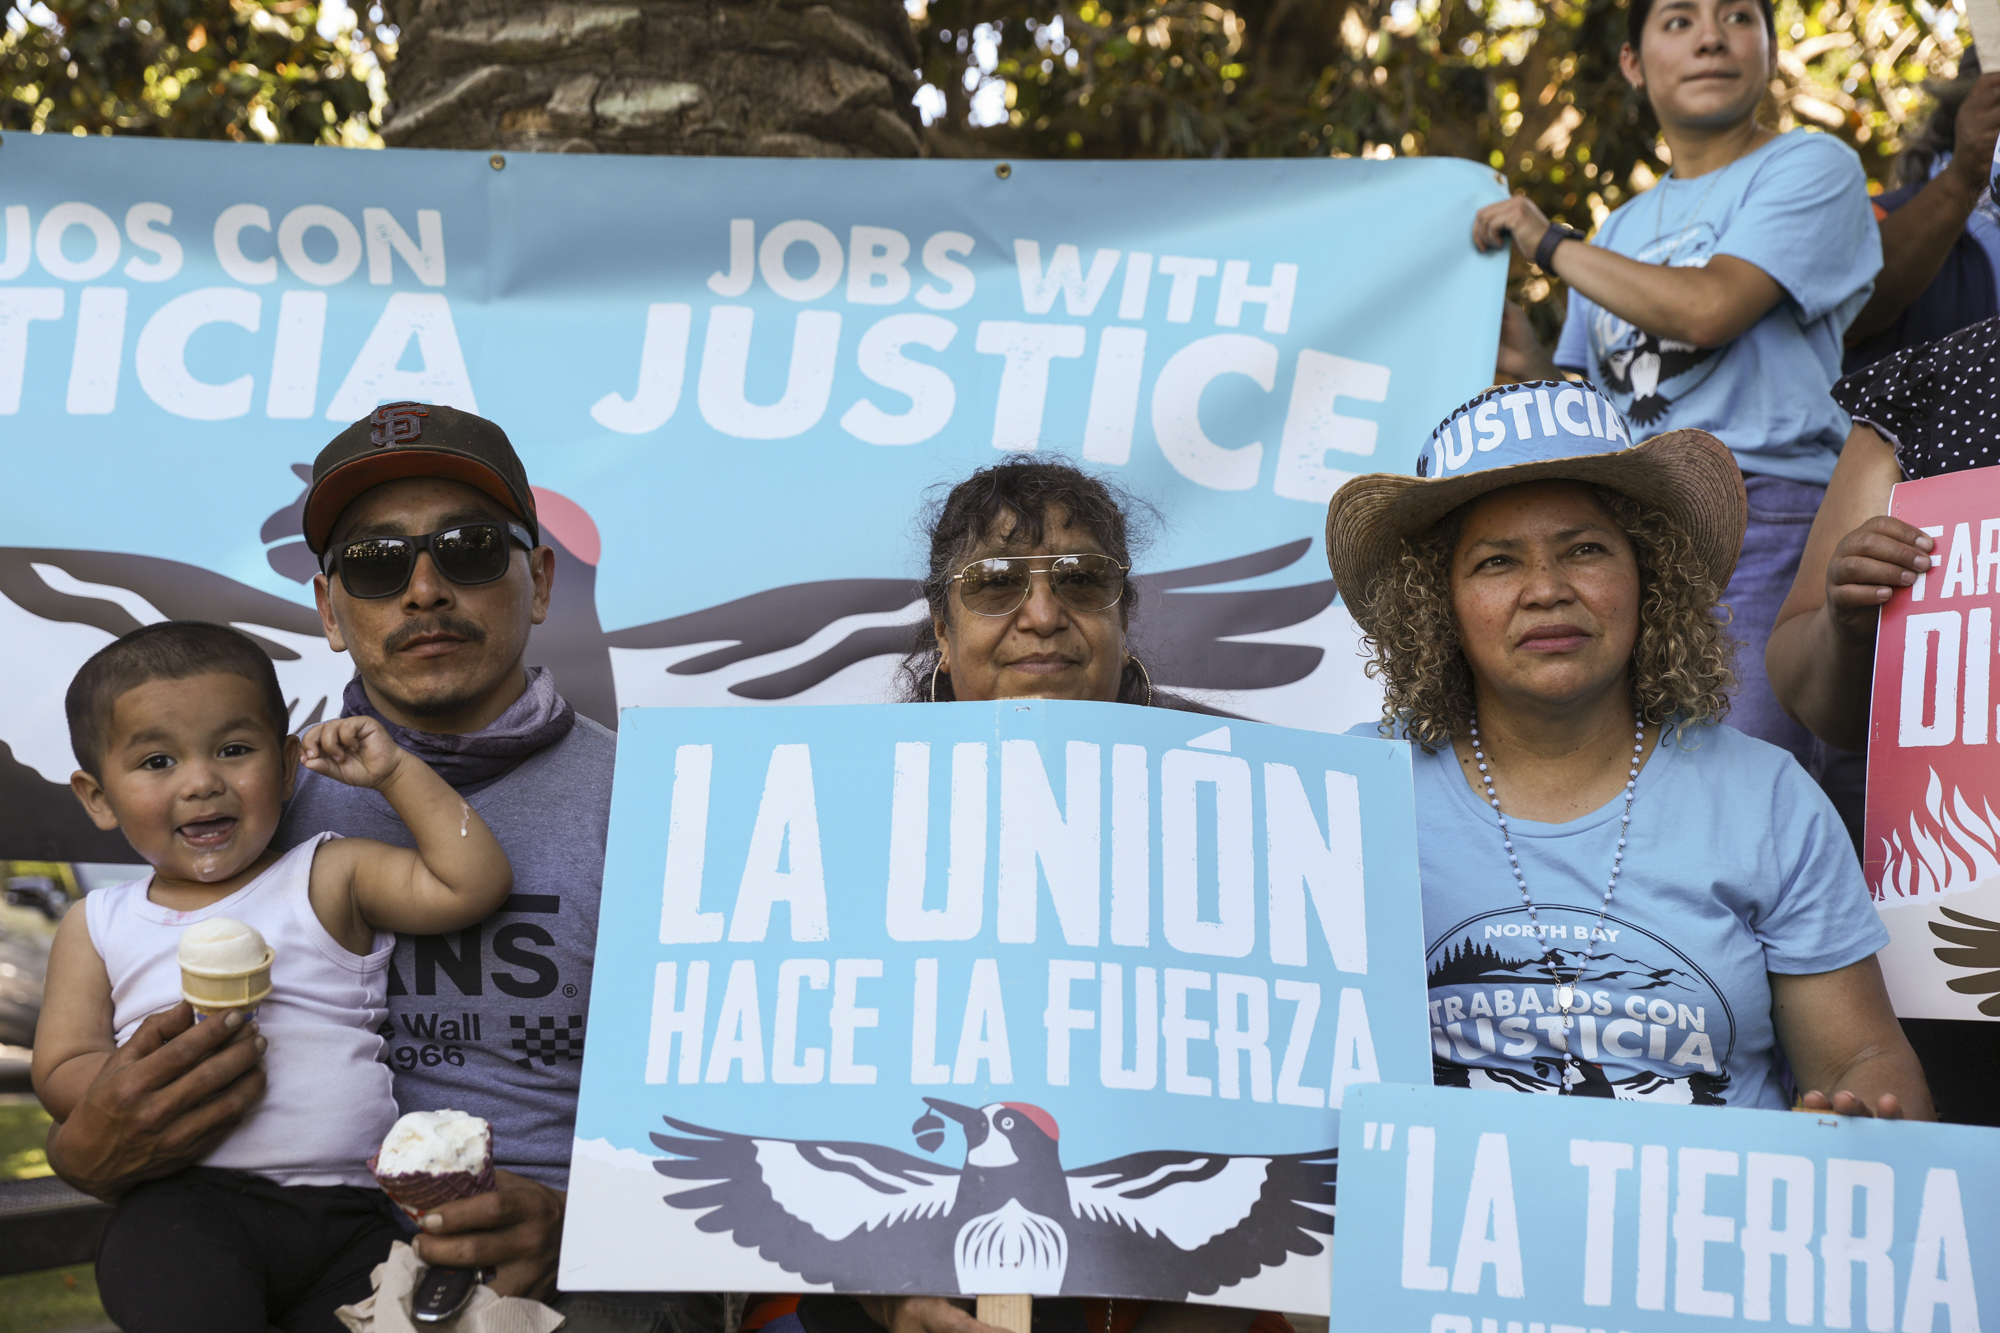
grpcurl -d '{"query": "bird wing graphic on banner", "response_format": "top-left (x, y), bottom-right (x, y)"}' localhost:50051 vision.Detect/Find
top-left (650, 1116), bottom-right (963, 1291)
top-left (1932, 905), bottom-right (2000, 1015)
top-left (0, 469), bottom-right (1339, 860)
top-left (646, 1101), bottom-right (1335, 1300)
top-left (602, 538), bottom-right (1338, 702)
top-left (1063, 1147), bottom-right (1338, 1296)
top-left (602, 578), bottom-right (928, 701)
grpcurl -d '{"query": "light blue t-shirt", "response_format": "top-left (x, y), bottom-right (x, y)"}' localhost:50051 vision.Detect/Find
top-left (1351, 719), bottom-right (1886, 1110)
top-left (1554, 130), bottom-right (1881, 485)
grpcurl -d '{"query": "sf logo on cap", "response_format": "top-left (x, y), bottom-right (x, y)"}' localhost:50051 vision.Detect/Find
top-left (369, 402), bottom-right (430, 447)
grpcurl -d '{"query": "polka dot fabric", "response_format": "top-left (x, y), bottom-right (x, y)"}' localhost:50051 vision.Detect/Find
top-left (1831, 315), bottom-right (2000, 480)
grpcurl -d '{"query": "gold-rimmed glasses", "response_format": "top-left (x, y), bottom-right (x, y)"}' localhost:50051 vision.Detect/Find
top-left (948, 553), bottom-right (1129, 618)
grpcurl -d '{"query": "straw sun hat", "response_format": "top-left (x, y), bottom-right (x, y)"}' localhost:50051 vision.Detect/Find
top-left (1324, 380), bottom-right (1747, 634)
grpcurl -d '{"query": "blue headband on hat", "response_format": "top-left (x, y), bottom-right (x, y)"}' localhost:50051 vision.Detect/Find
top-left (1415, 380), bottom-right (1633, 479)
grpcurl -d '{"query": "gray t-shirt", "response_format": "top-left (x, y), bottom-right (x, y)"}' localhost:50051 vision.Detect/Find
top-left (276, 714), bottom-right (615, 1190)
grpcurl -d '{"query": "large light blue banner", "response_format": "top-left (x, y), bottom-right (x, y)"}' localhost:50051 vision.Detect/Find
top-left (0, 135), bottom-right (1504, 857)
top-left (557, 701), bottom-right (1428, 1310)
top-left (1332, 1083), bottom-right (1994, 1333)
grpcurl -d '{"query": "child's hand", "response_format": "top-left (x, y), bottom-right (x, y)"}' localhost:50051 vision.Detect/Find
top-left (300, 717), bottom-right (411, 791)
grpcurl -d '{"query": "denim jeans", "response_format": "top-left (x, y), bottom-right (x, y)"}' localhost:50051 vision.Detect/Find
top-left (1722, 474), bottom-right (1866, 848)
top-left (1722, 474), bottom-right (1824, 768)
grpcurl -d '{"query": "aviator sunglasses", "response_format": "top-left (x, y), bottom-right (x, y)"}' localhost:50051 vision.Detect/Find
top-left (948, 553), bottom-right (1129, 618)
top-left (322, 522), bottom-right (534, 599)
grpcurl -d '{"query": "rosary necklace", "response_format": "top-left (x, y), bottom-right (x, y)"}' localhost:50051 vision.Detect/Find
top-left (1467, 711), bottom-right (1646, 1089)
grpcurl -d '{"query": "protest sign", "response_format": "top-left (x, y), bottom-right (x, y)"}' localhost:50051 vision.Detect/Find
top-left (1865, 463), bottom-right (2000, 1022)
top-left (0, 135), bottom-right (1505, 860)
top-left (1331, 1082), bottom-right (1993, 1333)
top-left (557, 700), bottom-right (1429, 1311)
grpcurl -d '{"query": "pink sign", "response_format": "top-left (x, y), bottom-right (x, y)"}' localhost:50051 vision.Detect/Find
top-left (1866, 463), bottom-right (2000, 1021)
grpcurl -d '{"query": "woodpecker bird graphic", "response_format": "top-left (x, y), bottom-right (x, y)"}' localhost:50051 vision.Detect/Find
top-left (1598, 336), bottom-right (1718, 428)
top-left (648, 1098), bottom-right (1337, 1300)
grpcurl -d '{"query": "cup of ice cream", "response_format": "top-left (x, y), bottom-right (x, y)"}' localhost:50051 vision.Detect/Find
top-left (369, 1109), bottom-right (496, 1221)
top-left (177, 918), bottom-right (274, 1019)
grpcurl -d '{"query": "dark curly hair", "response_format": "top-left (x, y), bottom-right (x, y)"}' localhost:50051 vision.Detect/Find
top-left (1355, 483), bottom-right (1737, 749)
top-left (896, 459), bottom-right (1159, 704)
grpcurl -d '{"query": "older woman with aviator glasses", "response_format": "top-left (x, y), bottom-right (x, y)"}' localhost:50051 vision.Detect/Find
top-left (899, 460), bottom-right (1214, 713)
top-left (738, 464), bottom-right (1255, 1333)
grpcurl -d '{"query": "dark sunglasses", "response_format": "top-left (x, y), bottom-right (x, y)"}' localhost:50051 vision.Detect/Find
top-left (949, 553), bottom-right (1129, 618)
top-left (323, 522), bottom-right (534, 599)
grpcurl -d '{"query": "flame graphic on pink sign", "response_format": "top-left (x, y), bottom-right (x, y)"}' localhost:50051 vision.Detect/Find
top-left (1872, 769), bottom-right (2000, 902)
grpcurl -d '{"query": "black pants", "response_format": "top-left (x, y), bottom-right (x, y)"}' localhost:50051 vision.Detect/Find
top-left (1903, 1018), bottom-right (2000, 1127)
top-left (96, 1166), bottom-right (405, 1333)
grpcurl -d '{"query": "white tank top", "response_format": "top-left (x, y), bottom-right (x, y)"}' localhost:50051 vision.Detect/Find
top-left (87, 834), bottom-right (396, 1187)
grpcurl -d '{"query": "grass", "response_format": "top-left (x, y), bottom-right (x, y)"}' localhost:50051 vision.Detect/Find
top-left (0, 1097), bottom-right (112, 1333)
top-left (0, 1267), bottom-right (108, 1333)
top-left (0, 1097), bottom-right (54, 1180)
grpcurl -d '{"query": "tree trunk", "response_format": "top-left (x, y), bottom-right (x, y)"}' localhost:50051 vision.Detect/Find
top-left (379, 0), bottom-right (923, 157)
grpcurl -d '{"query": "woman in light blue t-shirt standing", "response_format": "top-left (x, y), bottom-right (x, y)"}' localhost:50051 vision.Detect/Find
top-left (1325, 381), bottom-right (1929, 1115)
top-left (1471, 0), bottom-right (1882, 798)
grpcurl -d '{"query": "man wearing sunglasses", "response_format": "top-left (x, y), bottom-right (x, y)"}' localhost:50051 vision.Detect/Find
top-left (45, 403), bottom-right (708, 1332)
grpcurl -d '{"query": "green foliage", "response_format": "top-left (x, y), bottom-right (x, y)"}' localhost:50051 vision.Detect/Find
top-left (912, 0), bottom-right (1969, 330)
top-left (0, 0), bottom-right (386, 142)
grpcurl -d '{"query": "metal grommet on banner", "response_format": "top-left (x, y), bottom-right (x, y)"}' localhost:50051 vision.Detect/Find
top-left (995, 162), bottom-right (1012, 179)
top-left (490, 154), bottom-right (506, 170)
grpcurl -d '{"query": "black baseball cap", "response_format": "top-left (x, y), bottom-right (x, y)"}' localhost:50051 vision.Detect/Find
top-left (303, 402), bottom-right (540, 555)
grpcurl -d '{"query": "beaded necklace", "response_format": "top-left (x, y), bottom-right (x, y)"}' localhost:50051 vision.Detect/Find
top-left (1650, 164), bottom-right (1725, 269)
top-left (1466, 711), bottom-right (1647, 1089)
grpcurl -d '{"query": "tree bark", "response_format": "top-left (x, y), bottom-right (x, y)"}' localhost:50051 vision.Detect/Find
top-left (380, 0), bottom-right (923, 157)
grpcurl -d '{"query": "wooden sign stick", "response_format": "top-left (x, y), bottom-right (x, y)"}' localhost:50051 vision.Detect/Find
top-left (1965, 0), bottom-right (2000, 66)
top-left (977, 1295), bottom-right (1032, 1333)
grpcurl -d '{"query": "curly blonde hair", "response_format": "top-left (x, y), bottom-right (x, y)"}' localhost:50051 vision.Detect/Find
top-left (1355, 484), bottom-right (1736, 750)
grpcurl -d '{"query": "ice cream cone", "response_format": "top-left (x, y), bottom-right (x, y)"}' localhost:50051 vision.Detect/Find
top-left (180, 951), bottom-right (274, 1016)
top-left (177, 918), bottom-right (274, 1019)
top-left (370, 1110), bottom-right (495, 1221)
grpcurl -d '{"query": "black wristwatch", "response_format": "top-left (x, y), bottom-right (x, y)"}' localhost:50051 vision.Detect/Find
top-left (1533, 223), bottom-right (1587, 271)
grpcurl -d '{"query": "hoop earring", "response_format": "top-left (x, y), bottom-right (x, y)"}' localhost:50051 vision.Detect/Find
top-left (1127, 654), bottom-right (1153, 708)
top-left (929, 657), bottom-right (944, 703)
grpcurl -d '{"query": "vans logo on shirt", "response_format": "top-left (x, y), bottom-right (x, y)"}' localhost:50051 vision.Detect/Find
top-left (510, 1014), bottom-right (585, 1067)
top-left (385, 894), bottom-right (565, 1000)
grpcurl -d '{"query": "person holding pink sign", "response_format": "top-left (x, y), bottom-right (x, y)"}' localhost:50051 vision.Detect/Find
top-left (1766, 314), bottom-right (2000, 1126)
top-left (1326, 381), bottom-right (1932, 1119)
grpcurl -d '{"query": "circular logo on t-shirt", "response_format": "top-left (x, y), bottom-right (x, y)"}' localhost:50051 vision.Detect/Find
top-left (1426, 903), bottom-right (1742, 1104)
top-left (1588, 222), bottom-right (1726, 429)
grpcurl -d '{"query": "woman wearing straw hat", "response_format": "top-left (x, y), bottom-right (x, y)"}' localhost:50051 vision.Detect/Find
top-left (1326, 381), bottom-right (1932, 1114)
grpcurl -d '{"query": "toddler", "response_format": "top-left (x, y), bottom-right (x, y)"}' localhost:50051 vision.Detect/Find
top-left (33, 621), bottom-right (514, 1333)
